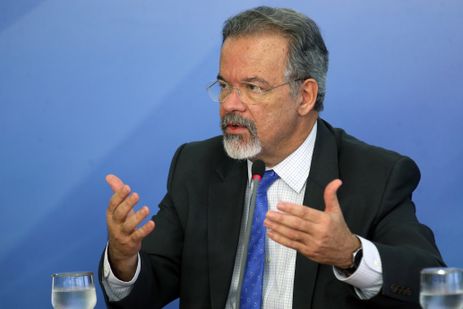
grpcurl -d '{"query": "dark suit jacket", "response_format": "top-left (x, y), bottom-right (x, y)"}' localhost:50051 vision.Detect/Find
top-left (100, 119), bottom-right (444, 308)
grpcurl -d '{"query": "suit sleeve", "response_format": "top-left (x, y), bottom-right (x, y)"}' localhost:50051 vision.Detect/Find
top-left (368, 156), bottom-right (445, 307)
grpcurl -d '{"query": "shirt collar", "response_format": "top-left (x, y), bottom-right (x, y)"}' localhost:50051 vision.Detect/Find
top-left (247, 121), bottom-right (317, 193)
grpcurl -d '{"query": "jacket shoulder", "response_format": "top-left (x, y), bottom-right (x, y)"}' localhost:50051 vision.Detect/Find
top-left (321, 121), bottom-right (420, 187)
top-left (179, 136), bottom-right (224, 159)
top-left (332, 124), bottom-right (417, 168)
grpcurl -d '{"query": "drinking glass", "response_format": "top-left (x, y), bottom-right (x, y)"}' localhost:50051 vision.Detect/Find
top-left (51, 272), bottom-right (97, 309)
top-left (420, 267), bottom-right (463, 309)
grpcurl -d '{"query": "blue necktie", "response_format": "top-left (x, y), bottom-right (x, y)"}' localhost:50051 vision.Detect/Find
top-left (240, 170), bottom-right (279, 309)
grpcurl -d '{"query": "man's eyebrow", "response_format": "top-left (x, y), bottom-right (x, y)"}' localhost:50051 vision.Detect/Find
top-left (242, 76), bottom-right (270, 86)
top-left (216, 75), bottom-right (271, 86)
top-left (217, 74), bottom-right (226, 81)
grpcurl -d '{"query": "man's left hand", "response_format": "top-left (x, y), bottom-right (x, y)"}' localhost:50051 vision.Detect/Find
top-left (264, 179), bottom-right (360, 269)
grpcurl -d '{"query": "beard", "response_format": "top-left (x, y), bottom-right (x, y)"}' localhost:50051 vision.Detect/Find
top-left (221, 113), bottom-right (262, 160)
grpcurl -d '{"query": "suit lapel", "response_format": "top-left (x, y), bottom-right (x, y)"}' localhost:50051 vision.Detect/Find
top-left (208, 158), bottom-right (247, 308)
top-left (293, 120), bottom-right (340, 309)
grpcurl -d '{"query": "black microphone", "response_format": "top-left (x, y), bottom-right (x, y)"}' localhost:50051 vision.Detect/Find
top-left (251, 159), bottom-right (265, 183)
top-left (235, 159), bottom-right (265, 308)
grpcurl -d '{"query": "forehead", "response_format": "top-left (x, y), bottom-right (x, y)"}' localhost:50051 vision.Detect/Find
top-left (219, 34), bottom-right (290, 83)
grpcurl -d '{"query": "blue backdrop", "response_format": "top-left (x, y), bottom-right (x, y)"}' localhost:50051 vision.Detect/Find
top-left (1, 1), bottom-right (462, 308)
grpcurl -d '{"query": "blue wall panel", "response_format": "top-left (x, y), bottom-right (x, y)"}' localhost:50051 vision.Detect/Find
top-left (1, 1), bottom-right (462, 308)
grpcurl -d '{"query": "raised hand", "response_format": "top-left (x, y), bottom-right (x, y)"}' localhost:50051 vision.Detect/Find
top-left (264, 179), bottom-right (360, 268)
top-left (105, 174), bottom-right (155, 281)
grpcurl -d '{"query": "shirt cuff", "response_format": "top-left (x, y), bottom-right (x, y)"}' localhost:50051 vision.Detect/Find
top-left (101, 243), bottom-right (141, 301)
top-left (333, 236), bottom-right (383, 299)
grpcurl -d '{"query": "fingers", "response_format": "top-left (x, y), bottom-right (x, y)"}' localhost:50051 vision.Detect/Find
top-left (106, 181), bottom-right (151, 239)
top-left (265, 205), bottom-right (316, 255)
top-left (105, 177), bottom-right (155, 274)
top-left (108, 184), bottom-right (131, 213)
top-left (264, 180), bottom-right (353, 266)
top-left (265, 209), bottom-right (313, 234)
top-left (131, 220), bottom-right (155, 242)
top-left (121, 206), bottom-right (150, 234)
top-left (274, 202), bottom-right (321, 222)
top-left (109, 189), bottom-right (151, 239)
top-left (108, 200), bottom-right (154, 240)
top-left (275, 202), bottom-right (308, 217)
top-left (265, 216), bottom-right (308, 244)
top-left (106, 174), bottom-right (125, 193)
top-left (267, 228), bottom-right (304, 253)
top-left (113, 192), bottom-right (139, 223)
top-left (323, 179), bottom-right (342, 213)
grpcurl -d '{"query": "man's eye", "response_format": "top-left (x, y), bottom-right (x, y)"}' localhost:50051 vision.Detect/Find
top-left (245, 83), bottom-right (264, 93)
top-left (218, 81), bottom-right (228, 90)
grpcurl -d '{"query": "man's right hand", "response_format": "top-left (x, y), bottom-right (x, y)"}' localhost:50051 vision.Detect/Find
top-left (105, 174), bottom-right (155, 281)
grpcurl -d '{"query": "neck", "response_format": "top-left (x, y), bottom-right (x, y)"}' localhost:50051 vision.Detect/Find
top-left (254, 114), bottom-right (318, 167)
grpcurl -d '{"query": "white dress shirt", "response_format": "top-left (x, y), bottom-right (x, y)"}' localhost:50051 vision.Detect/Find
top-left (102, 121), bottom-right (383, 305)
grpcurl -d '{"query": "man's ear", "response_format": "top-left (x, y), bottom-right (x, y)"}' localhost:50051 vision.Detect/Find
top-left (298, 78), bottom-right (318, 116)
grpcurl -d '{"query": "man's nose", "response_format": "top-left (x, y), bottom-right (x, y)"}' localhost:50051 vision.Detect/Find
top-left (221, 87), bottom-right (247, 113)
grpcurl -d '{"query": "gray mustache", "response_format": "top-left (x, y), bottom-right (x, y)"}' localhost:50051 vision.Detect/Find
top-left (221, 113), bottom-right (258, 136)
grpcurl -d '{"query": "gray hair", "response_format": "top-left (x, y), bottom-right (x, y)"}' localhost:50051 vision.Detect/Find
top-left (222, 6), bottom-right (329, 111)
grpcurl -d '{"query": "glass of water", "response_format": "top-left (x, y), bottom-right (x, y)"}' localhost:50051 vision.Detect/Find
top-left (51, 272), bottom-right (97, 309)
top-left (420, 267), bottom-right (463, 309)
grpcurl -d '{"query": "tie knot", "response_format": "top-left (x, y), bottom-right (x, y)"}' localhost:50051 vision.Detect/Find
top-left (259, 170), bottom-right (279, 192)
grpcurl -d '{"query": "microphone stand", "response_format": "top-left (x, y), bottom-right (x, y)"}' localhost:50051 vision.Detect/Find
top-left (234, 160), bottom-right (264, 308)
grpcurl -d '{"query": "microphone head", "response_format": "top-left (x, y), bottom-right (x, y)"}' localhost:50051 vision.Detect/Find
top-left (251, 159), bottom-right (265, 178)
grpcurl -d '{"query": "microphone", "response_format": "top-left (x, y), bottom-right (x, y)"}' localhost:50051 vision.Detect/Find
top-left (235, 159), bottom-right (265, 308)
top-left (251, 159), bottom-right (265, 183)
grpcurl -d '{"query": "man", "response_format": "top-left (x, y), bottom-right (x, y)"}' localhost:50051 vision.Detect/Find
top-left (99, 6), bottom-right (444, 308)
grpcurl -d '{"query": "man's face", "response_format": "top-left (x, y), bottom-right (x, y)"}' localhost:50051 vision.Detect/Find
top-left (219, 34), bottom-right (305, 166)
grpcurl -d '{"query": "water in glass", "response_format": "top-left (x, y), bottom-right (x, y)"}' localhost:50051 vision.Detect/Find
top-left (51, 272), bottom-right (97, 309)
top-left (420, 268), bottom-right (463, 309)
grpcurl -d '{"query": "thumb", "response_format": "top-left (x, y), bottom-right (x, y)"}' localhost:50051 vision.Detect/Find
top-left (105, 174), bottom-right (125, 193)
top-left (323, 179), bottom-right (343, 213)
